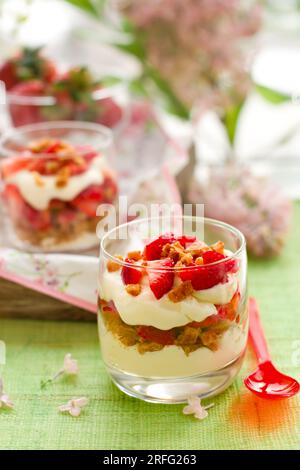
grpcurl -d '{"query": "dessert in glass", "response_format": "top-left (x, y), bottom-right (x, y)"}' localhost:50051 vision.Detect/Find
top-left (0, 121), bottom-right (118, 252)
top-left (98, 216), bottom-right (248, 403)
top-left (0, 47), bottom-right (126, 131)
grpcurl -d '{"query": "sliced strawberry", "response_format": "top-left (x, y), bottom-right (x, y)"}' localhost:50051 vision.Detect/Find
top-left (71, 185), bottom-right (104, 217)
top-left (217, 290), bottom-right (240, 321)
top-left (179, 249), bottom-right (238, 290)
top-left (121, 259), bottom-right (142, 285)
top-left (0, 61), bottom-right (17, 90)
top-left (102, 175), bottom-right (118, 203)
top-left (143, 233), bottom-right (197, 261)
top-left (1, 155), bottom-right (33, 178)
top-left (143, 233), bottom-right (176, 260)
top-left (176, 235), bottom-right (196, 247)
top-left (137, 326), bottom-right (175, 345)
top-left (96, 97), bottom-right (123, 128)
top-left (202, 249), bottom-right (238, 272)
top-left (4, 184), bottom-right (50, 231)
top-left (189, 315), bottom-right (219, 329)
top-left (57, 208), bottom-right (77, 226)
top-left (9, 80), bottom-right (46, 127)
top-left (147, 257), bottom-right (175, 299)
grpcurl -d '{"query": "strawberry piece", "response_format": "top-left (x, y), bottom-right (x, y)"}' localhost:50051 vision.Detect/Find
top-left (147, 258), bottom-right (175, 299)
top-left (176, 235), bottom-right (196, 247)
top-left (0, 61), bottom-right (17, 90)
top-left (137, 326), bottom-right (175, 345)
top-left (71, 185), bottom-right (104, 217)
top-left (96, 97), bottom-right (123, 128)
top-left (8, 80), bottom-right (46, 127)
top-left (143, 233), bottom-right (197, 260)
top-left (1, 155), bottom-right (33, 178)
top-left (121, 259), bottom-right (142, 285)
top-left (143, 233), bottom-right (177, 260)
top-left (4, 184), bottom-right (50, 231)
top-left (0, 47), bottom-right (57, 91)
top-left (217, 290), bottom-right (241, 321)
top-left (57, 209), bottom-right (77, 226)
top-left (189, 315), bottom-right (219, 329)
top-left (179, 249), bottom-right (238, 290)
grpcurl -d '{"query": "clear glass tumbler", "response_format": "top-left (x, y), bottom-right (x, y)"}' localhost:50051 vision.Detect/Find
top-left (98, 216), bottom-right (248, 403)
top-left (0, 121), bottom-right (117, 252)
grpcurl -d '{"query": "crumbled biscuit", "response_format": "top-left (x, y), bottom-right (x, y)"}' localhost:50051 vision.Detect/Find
top-left (168, 280), bottom-right (193, 303)
top-left (33, 172), bottom-right (45, 187)
top-left (186, 242), bottom-right (209, 257)
top-left (162, 241), bottom-right (186, 262)
top-left (210, 241), bottom-right (224, 254)
top-left (107, 256), bottom-right (123, 272)
top-left (125, 284), bottom-right (142, 296)
top-left (176, 326), bottom-right (199, 345)
top-left (195, 256), bottom-right (204, 265)
top-left (55, 166), bottom-right (70, 188)
top-left (137, 342), bottom-right (164, 354)
top-left (127, 250), bottom-right (142, 261)
top-left (200, 330), bottom-right (219, 351)
top-left (180, 253), bottom-right (193, 265)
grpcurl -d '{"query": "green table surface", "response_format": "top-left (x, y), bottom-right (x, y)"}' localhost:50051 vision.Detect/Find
top-left (1, 205), bottom-right (300, 451)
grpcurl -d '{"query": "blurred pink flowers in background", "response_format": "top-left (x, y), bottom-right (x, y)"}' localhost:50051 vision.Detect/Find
top-left (119, 0), bottom-right (261, 115)
top-left (189, 166), bottom-right (291, 257)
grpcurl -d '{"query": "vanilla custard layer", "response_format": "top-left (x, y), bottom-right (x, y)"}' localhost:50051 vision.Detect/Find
top-left (99, 322), bottom-right (247, 377)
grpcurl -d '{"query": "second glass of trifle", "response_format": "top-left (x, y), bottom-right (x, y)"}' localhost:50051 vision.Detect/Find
top-left (98, 216), bottom-right (248, 403)
top-left (0, 121), bottom-right (118, 252)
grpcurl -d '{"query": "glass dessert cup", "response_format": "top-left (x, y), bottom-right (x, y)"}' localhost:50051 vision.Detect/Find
top-left (0, 121), bottom-right (118, 252)
top-left (98, 216), bottom-right (248, 404)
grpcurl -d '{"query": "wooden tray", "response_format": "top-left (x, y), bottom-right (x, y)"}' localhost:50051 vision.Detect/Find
top-left (0, 277), bottom-right (96, 321)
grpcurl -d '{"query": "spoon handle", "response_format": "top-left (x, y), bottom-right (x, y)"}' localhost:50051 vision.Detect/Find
top-left (249, 298), bottom-right (271, 363)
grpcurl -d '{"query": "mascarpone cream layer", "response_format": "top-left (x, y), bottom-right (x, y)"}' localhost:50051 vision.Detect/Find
top-left (6, 156), bottom-right (106, 210)
top-left (100, 269), bottom-right (238, 330)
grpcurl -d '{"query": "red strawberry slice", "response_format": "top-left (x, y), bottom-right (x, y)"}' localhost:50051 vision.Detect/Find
top-left (8, 80), bottom-right (46, 127)
top-left (189, 315), bottom-right (219, 329)
top-left (137, 326), bottom-right (175, 345)
top-left (217, 290), bottom-right (240, 321)
top-left (4, 184), bottom-right (50, 231)
top-left (71, 185), bottom-right (104, 217)
top-left (96, 97), bottom-right (123, 128)
top-left (121, 259), bottom-right (143, 285)
top-left (147, 258), bottom-right (175, 299)
top-left (179, 250), bottom-right (238, 290)
top-left (143, 233), bottom-right (197, 261)
top-left (57, 208), bottom-right (77, 226)
top-left (0, 61), bottom-right (17, 90)
top-left (176, 235), bottom-right (196, 247)
top-left (1, 155), bottom-right (33, 178)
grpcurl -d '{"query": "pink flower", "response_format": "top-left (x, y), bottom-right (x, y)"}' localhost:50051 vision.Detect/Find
top-left (0, 378), bottom-right (14, 410)
top-left (118, 0), bottom-right (261, 115)
top-left (41, 353), bottom-right (79, 389)
top-left (59, 397), bottom-right (89, 417)
top-left (63, 353), bottom-right (79, 375)
top-left (183, 396), bottom-right (214, 420)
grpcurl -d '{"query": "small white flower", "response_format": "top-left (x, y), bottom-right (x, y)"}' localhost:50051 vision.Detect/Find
top-left (63, 353), bottom-right (79, 375)
top-left (59, 397), bottom-right (88, 417)
top-left (41, 353), bottom-right (79, 389)
top-left (183, 396), bottom-right (214, 420)
top-left (0, 378), bottom-right (14, 410)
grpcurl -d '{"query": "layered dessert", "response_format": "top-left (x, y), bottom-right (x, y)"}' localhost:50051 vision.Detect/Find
top-left (1, 138), bottom-right (118, 250)
top-left (98, 234), bottom-right (247, 378)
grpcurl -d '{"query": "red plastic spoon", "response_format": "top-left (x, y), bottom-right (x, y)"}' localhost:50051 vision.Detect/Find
top-left (244, 298), bottom-right (299, 399)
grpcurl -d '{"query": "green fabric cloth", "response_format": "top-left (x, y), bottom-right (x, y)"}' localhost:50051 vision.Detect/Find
top-left (1, 205), bottom-right (300, 450)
